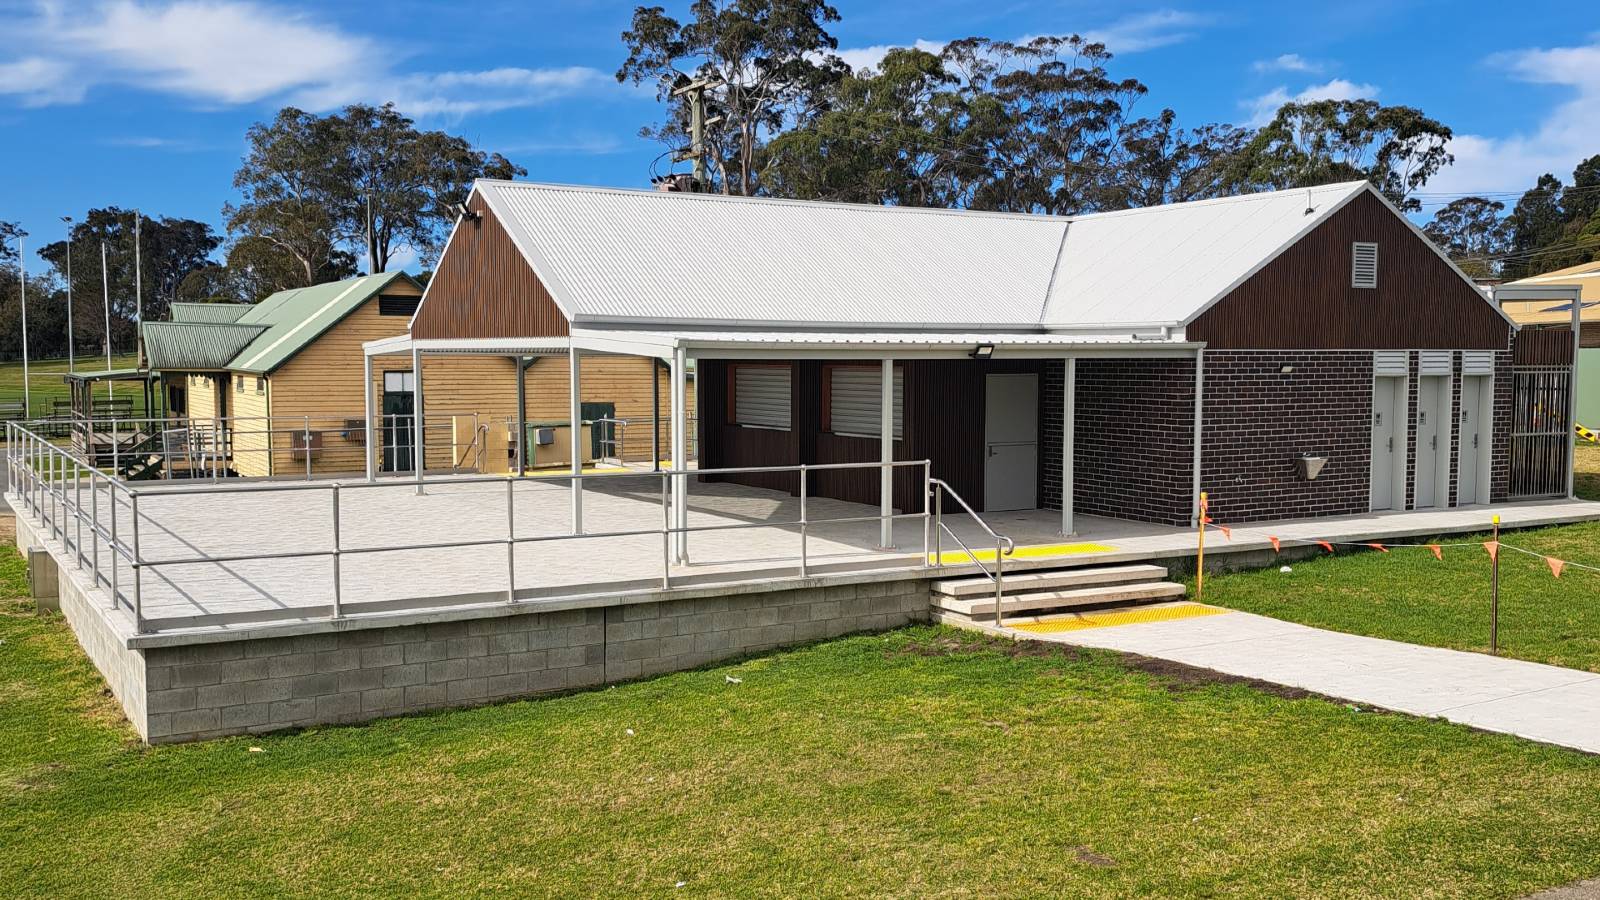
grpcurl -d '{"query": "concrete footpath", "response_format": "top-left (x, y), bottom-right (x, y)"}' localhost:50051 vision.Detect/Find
top-left (1011, 603), bottom-right (1600, 755)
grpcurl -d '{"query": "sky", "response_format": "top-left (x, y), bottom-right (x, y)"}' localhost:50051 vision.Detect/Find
top-left (1, 0), bottom-right (1597, 276)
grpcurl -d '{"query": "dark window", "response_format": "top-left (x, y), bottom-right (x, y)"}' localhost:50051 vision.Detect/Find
top-left (379, 295), bottom-right (421, 317)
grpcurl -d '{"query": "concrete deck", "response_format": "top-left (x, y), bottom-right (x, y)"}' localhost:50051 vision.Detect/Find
top-left (1011, 603), bottom-right (1600, 755)
top-left (20, 471), bottom-right (1600, 639)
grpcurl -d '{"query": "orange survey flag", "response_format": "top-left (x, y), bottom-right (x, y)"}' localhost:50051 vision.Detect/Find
top-left (1366, 543), bottom-right (1388, 553)
top-left (1269, 536), bottom-right (1281, 553)
top-left (1548, 557), bottom-right (1565, 578)
top-left (1317, 541), bottom-right (1334, 553)
top-left (1484, 541), bottom-right (1500, 560)
top-left (1218, 525), bottom-right (1232, 540)
top-left (1428, 544), bottom-right (1443, 561)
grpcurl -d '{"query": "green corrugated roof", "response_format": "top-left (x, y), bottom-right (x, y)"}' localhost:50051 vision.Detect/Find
top-left (141, 322), bottom-right (268, 371)
top-left (229, 271), bottom-right (419, 374)
top-left (169, 302), bottom-right (253, 324)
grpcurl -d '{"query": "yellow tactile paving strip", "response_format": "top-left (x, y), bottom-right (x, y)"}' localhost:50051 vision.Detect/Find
top-left (1009, 602), bottom-right (1228, 634)
top-left (929, 542), bottom-right (1116, 566)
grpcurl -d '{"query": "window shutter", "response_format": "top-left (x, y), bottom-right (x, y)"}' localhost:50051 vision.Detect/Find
top-left (1351, 242), bottom-right (1379, 289)
top-left (829, 367), bottom-right (904, 439)
top-left (733, 366), bottom-right (791, 429)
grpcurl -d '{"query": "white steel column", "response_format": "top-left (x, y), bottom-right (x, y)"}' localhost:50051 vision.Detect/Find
top-left (362, 351), bottom-right (375, 482)
top-left (411, 345), bottom-right (425, 494)
top-left (1061, 357), bottom-right (1076, 536)
top-left (1189, 348), bottom-right (1206, 526)
top-left (569, 346), bottom-right (583, 533)
top-left (878, 357), bottom-right (894, 549)
top-left (1569, 285), bottom-right (1582, 499)
top-left (671, 346), bottom-right (689, 562)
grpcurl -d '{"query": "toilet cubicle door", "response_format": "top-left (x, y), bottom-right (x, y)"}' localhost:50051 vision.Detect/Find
top-left (1457, 375), bottom-right (1486, 505)
top-left (1370, 377), bottom-right (1401, 510)
top-left (1414, 376), bottom-right (1446, 508)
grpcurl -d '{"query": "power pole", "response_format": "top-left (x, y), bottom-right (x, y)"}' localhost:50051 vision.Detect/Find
top-left (671, 78), bottom-right (723, 191)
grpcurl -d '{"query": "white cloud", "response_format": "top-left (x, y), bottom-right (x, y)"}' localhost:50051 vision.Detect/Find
top-left (1253, 53), bottom-right (1322, 74)
top-left (1081, 10), bottom-right (1211, 53)
top-left (0, 1), bottom-right (612, 118)
top-left (1243, 77), bottom-right (1380, 126)
top-left (832, 39), bottom-right (946, 73)
top-left (1424, 40), bottom-right (1600, 197)
top-left (0, 56), bottom-right (83, 106)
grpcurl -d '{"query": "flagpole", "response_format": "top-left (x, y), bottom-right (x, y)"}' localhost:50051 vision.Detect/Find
top-left (18, 233), bottom-right (30, 418)
top-left (133, 209), bottom-right (143, 367)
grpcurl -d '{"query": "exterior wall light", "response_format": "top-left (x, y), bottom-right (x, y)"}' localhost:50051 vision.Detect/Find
top-left (1279, 365), bottom-right (1295, 374)
top-left (970, 344), bottom-right (995, 360)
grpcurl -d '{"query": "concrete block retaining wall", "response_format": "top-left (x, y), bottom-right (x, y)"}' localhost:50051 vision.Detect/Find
top-left (11, 506), bottom-right (931, 744)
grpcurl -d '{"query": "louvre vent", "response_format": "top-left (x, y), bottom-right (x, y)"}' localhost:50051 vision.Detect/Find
top-left (1373, 350), bottom-right (1408, 376)
top-left (1419, 350), bottom-right (1452, 375)
top-left (1351, 242), bottom-right (1379, 289)
top-left (732, 365), bottom-right (791, 430)
top-left (1462, 351), bottom-right (1495, 375)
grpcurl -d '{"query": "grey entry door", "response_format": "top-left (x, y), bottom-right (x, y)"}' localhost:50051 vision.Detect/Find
top-left (1457, 375), bottom-right (1486, 505)
top-left (984, 373), bottom-right (1038, 511)
top-left (1370, 377), bottom-right (1403, 510)
top-left (1415, 376), bottom-right (1447, 508)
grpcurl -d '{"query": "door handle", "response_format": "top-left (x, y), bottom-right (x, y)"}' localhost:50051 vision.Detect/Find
top-left (1387, 437), bottom-right (1393, 452)
top-left (1431, 436), bottom-right (1437, 450)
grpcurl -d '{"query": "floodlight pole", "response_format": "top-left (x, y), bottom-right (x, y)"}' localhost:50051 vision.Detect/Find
top-left (61, 216), bottom-right (74, 375)
top-left (15, 233), bottom-right (28, 417)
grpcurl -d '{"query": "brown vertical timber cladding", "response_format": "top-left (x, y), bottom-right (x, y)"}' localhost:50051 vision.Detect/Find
top-left (1188, 191), bottom-right (1510, 350)
top-left (698, 359), bottom-right (1050, 513)
top-left (411, 193), bottom-right (570, 340)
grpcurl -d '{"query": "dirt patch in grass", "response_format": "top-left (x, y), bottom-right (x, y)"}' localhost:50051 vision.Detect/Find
top-left (897, 629), bottom-right (1352, 706)
top-left (0, 514), bottom-right (13, 544)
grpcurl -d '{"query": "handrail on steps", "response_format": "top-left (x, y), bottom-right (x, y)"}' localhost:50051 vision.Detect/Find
top-left (928, 477), bottom-right (1016, 628)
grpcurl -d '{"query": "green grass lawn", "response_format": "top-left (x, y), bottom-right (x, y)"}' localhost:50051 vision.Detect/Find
top-left (1201, 520), bottom-right (1600, 673)
top-left (0, 353), bottom-right (145, 420)
top-left (4, 544), bottom-right (1600, 896)
top-left (1577, 443), bottom-right (1600, 501)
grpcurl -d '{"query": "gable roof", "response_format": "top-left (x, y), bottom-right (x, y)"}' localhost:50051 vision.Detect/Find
top-left (169, 302), bottom-right (253, 324)
top-left (230, 271), bottom-right (419, 374)
top-left (143, 272), bottom-right (421, 375)
top-left (141, 322), bottom-right (268, 371)
top-left (463, 178), bottom-right (1481, 335)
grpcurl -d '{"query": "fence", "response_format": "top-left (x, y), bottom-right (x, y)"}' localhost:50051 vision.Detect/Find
top-left (1509, 366), bottom-right (1573, 499)
top-left (7, 421), bottom-right (1009, 635)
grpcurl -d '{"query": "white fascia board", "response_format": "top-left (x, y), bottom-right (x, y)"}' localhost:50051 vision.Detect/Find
top-left (363, 334), bottom-right (414, 356)
top-left (571, 312), bottom-right (1049, 331)
top-left (1493, 284), bottom-right (1583, 302)
top-left (569, 328), bottom-right (679, 360)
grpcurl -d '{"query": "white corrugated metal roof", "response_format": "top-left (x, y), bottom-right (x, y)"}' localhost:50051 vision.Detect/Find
top-left (469, 179), bottom-right (1407, 333)
top-left (1043, 182), bottom-right (1367, 327)
top-left (477, 180), bottom-right (1065, 329)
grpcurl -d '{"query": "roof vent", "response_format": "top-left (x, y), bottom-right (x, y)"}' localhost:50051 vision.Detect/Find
top-left (1351, 242), bottom-right (1379, 289)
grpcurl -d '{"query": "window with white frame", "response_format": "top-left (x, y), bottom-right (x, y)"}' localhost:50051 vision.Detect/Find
top-left (826, 365), bottom-right (903, 439)
top-left (729, 364), bottom-right (791, 430)
top-left (1351, 241), bottom-right (1379, 289)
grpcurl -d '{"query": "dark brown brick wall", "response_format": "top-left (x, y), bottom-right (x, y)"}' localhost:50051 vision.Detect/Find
top-left (1042, 359), bottom-right (1197, 527)
top-left (1198, 351), bottom-right (1373, 524)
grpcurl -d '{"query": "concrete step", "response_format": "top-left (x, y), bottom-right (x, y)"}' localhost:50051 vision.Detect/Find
top-left (931, 564), bottom-right (1169, 598)
top-left (933, 580), bottom-right (1186, 618)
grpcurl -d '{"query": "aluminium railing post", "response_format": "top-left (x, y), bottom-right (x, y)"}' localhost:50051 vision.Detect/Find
top-left (330, 484), bottom-right (342, 620)
top-left (91, 470), bottom-right (101, 599)
top-left (130, 490), bottom-right (143, 633)
top-left (798, 465), bottom-right (808, 578)
top-left (505, 476), bottom-right (516, 604)
top-left (934, 487), bottom-right (944, 569)
top-left (921, 462), bottom-right (931, 568)
top-left (993, 536), bottom-right (1005, 630)
top-left (109, 484), bottom-right (119, 610)
top-left (660, 473), bottom-right (671, 589)
top-left (75, 458), bottom-right (84, 568)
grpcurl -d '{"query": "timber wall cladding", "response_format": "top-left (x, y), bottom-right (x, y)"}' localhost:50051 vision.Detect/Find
top-left (411, 194), bottom-right (570, 340)
top-left (1188, 191), bottom-right (1511, 350)
top-left (1199, 351), bottom-right (1373, 524)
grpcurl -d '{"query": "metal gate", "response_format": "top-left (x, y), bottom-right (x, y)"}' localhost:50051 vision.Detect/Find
top-left (1508, 365), bottom-right (1572, 499)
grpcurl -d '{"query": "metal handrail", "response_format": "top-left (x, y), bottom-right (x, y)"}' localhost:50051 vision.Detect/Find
top-left (11, 419), bottom-right (1001, 636)
top-left (929, 477), bottom-right (1016, 628)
